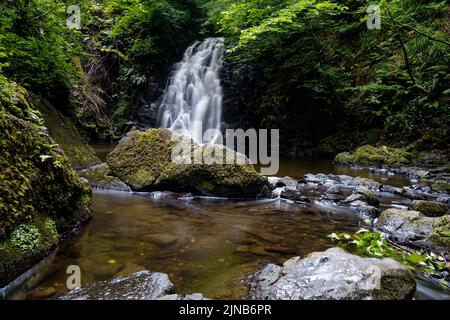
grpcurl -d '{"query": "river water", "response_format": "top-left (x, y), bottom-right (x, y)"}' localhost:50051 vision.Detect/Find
top-left (6, 156), bottom-right (450, 300)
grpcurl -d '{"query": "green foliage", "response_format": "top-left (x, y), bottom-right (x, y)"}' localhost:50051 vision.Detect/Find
top-left (206, 0), bottom-right (450, 151)
top-left (0, 76), bottom-right (92, 239)
top-left (0, 0), bottom-right (85, 98)
top-left (328, 229), bottom-right (449, 287)
top-left (10, 223), bottom-right (42, 253)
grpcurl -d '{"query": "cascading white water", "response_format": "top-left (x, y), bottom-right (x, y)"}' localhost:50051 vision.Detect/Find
top-left (159, 38), bottom-right (225, 144)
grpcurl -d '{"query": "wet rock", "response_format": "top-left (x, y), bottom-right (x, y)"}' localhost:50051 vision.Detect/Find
top-left (27, 286), bottom-right (57, 300)
top-left (322, 186), bottom-right (347, 201)
top-left (106, 129), bottom-right (270, 198)
top-left (268, 176), bottom-right (297, 189)
top-left (280, 188), bottom-right (309, 202)
top-left (375, 209), bottom-right (434, 242)
top-left (380, 185), bottom-right (402, 195)
top-left (401, 187), bottom-right (428, 200)
top-left (58, 271), bottom-right (175, 300)
top-left (343, 187), bottom-right (380, 208)
top-left (351, 177), bottom-right (381, 190)
top-left (427, 215), bottom-right (450, 249)
top-left (145, 234), bottom-right (178, 247)
top-left (79, 163), bottom-right (131, 192)
top-left (349, 200), bottom-right (380, 216)
top-left (354, 186), bottom-right (380, 206)
top-left (411, 200), bottom-right (448, 217)
top-left (248, 247), bottom-right (416, 300)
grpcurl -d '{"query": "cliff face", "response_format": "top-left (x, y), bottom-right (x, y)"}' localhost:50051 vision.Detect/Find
top-left (0, 75), bottom-right (92, 288)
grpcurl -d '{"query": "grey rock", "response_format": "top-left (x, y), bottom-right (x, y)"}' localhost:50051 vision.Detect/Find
top-left (401, 187), bottom-right (427, 200)
top-left (58, 271), bottom-right (175, 300)
top-left (375, 209), bottom-right (434, 242)
top-left (280, 188), bottom-right (309, 202)
top-left (248, 247), bottom-right (415, 300)
top-left (355, 186), bottom-right (380, 206)
top-left (268, 176), bottom-right (297, 189)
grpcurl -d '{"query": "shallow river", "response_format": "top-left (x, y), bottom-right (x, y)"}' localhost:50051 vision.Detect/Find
top-left (7, 158), bottom-right (450, 300)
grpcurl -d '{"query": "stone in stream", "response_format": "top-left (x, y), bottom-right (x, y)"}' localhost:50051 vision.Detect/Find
top-left (280, 188), bottom-right (309, 202)
top-left (375, 208), bottom-right (450, 250)
top-left (78, 163), bottom-right (131, 192)
top-left (411, 200), bottom-right (448, 217)
top-left (375, 209), bottom-right (434, 242)
top-left (58, 271), bottom-right (176, 300)
top-left (145, 233), bottom-right (178, 247)
top-left (431, 181), bottom-right (450, 194)
top-left (268, 176), bottom-right (298, 189)
top-left (106, 128), bottom-right (270, 198)
top-left (248, 247), bottom-right (416, 300)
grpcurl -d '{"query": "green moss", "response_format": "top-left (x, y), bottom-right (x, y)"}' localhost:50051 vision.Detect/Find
top-left (334, 145), bottom-right (411, 167)
top-left (33, 95), bottom-right (100, 169)
top-left (0, 76), bottom-right (92, 286)
top-left (106, 128), bottom-right (176, 190)
top-left (431, 181), bottom-right (450, 193)
top-left (10, 223), bottom-right (41, 253)
top-left (411, 200), bottom-right (448, 217)
top-left (334, 152), bottom-right (354, 164)
top-left (428, 215), bottom-right (450, 248)
top-left (199, 181), bottom-right (215, 192)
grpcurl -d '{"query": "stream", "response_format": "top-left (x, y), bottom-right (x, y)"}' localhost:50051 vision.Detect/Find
top-left (6, 156), bottom-right (450, 300)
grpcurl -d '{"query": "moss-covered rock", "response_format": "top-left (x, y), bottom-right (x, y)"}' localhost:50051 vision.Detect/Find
top-left (106, 128), bottom-right (270, 198)
top-left (431, 181), bottom-right (450, 194)
top-left (411, 200), bottom-right (448, 217)
top-left (32, 95), bottom-right (100, 169)
top-left (334, 145), bottom-right (411, 167)
top-left (79, 163), bottom-right (131, 192)
top-left (0, 75), bottom-right (92, 287)
top-left (427, 215), bottom-right (450, 249)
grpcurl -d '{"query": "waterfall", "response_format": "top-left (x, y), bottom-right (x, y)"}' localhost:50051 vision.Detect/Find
top-left (159, 38), bottom-right (225, 144)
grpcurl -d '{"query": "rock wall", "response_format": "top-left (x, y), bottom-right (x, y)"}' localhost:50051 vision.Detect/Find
top-left (0, 76), bottom-right (92, 288)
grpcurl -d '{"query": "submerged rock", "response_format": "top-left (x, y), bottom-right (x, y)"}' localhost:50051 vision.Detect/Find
top-left (106, 128), bottom-right (270, 198)
top-left (411, 200), bottom-right (448, 217)
top-left (58, 271), bottom-right (175, 300)
top-left (79, 163), bottom-right (131, 192)
top-left (248, 247), bottom-right (415, 300)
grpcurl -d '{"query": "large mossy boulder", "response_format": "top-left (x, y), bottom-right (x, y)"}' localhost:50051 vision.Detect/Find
top-left (335, 145), bottom-right (411, 167)
top-left (248, 247), bottom-right (416, 300)
top-left (106, 128), bottom-right (270, 198)
top-left (0, 76), bottom-right (92, 288)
